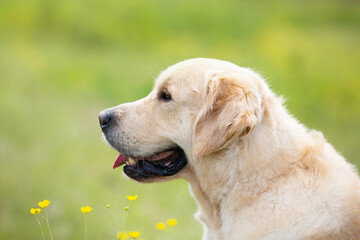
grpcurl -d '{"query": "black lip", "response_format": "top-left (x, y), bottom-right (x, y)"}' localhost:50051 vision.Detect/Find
top-left (123, 148), bottom-right (187, 181)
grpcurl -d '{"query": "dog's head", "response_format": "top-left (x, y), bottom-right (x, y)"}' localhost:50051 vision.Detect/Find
top-left (99, 58), bottom-right (264, 182)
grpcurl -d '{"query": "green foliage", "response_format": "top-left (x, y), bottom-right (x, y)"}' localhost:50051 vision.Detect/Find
top-left (0, 0), bottom-right (359, 239)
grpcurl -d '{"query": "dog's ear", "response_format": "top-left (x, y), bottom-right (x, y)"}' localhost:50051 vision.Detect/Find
top-left (193, 72), bottom-right (262, 157)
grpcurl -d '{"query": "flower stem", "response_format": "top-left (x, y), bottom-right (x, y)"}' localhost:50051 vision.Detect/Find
top-left (85, 214), bottom-right (88, 240)
top-left (107, 208), bottom-right (116, 237)
top-left (121, 201), bottom-right (133, 231)
top-left (44, 209), bottom-right (54, 240)
top-left (36, 215), bottom-right (46, 240)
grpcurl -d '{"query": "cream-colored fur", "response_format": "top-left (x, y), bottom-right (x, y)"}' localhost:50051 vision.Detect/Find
top-left (105, 58), bottom-right (360, 240)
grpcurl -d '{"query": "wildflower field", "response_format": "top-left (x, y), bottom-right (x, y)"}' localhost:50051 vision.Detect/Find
top-left (0, 0), bottom-right (359, 239)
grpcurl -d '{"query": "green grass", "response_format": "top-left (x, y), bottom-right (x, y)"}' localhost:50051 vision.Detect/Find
top-left (0, 0), bottom-right (359, 239)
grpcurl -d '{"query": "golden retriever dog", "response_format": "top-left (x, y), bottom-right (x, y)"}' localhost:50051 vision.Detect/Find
top-left (99, 58), bottom-right (360, 240)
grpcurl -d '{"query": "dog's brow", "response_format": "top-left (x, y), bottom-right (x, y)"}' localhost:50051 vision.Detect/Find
top-left (162, 77), bottom-right (171, 85)
top-left (158, 80), bottom-right (171, 92)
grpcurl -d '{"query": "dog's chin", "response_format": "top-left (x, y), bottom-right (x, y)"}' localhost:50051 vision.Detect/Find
top-left (113, 147), bottom-right (188, 183)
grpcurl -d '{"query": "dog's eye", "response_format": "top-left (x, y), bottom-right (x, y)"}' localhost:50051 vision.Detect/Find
top-left (159, 90), bottom-right (172, 101)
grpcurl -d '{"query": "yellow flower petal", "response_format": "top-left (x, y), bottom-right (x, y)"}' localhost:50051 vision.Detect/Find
top-left (43, 200), bottom-right (50, 207)
top-left (167, 218), bottom-right (177, 226)
top-left (38, 200), bottom-right (51, 208)
top-left (129, 231), bottom-right (140, 239)
top-left (117, 231), bottom-right (128, 240)
top-left (30, 208), bottom-right (41, 215)
top-left (81, 206), bottom-right (93, 214)
top-left (126, 195), bottom-right (138, 201)
top-left (156, 222), bottom-right (166, 230)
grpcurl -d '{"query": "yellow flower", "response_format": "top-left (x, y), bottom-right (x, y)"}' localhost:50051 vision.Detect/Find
top-left (30, 208), bottom-right (41, 215)
top-left (129, 231), bottom-right (140, 239)
top-left (156, 222), bottom-right (166, 230)
top-left (167, 218), bottom-right (178, 226)
top-left (107, 204), bottom-right (111, 208)
top-left (80, 206), bottom-right (93, 214)
top-left (124, 206), bottom-right (129, 211)
top-left (126, 195), bottom-right (138, 201)
top-left (38, 200), bottom-right (51, 208)
top-left (117, 231), bottom-right (128, 240)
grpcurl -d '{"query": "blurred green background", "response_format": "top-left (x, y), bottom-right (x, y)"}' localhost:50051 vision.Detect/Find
top-left (0, 0), bottom-right (359, 239)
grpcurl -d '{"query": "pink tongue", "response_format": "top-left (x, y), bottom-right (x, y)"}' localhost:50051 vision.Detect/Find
top-left (113, 153), bottom-right (129, 169)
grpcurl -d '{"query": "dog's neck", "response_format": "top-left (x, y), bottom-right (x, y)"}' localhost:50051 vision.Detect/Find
top-left (186, 99), bottom-right (308, 238)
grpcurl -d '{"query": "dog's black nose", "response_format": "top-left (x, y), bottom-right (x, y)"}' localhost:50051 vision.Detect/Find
top-left (99, 110), bottom-right (112, 129)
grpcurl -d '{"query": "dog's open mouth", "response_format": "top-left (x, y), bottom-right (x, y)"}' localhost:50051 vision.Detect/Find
top-left (112, 148), bottom-right (187, 181)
